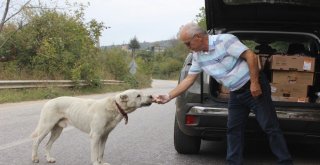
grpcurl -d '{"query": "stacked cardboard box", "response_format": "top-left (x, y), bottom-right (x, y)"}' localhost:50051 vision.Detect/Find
top-left (269, 55), bottom-right (315, 102)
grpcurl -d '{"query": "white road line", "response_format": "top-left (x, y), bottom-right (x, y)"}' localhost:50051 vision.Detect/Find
top-left (0, 127), bottom-right (74, 151)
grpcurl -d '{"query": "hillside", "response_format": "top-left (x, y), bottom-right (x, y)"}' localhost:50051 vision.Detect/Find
top-left (102, 39), bottom-right (178, 50)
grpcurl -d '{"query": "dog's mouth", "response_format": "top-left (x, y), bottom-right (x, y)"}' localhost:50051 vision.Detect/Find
top-left (141, 102), bottom-right (152, 106)
top-left (141, 95), bottom-right (154, 106)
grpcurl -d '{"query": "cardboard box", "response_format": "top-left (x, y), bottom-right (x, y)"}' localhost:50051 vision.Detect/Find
top-left (270, 55), bottom-right (315, 72)
top-left (271, 96), bottom-right (309, 103)
top-left (272, 71), bottom-right (314, 85)
top-left (270, 83), bottom-right (309, 97)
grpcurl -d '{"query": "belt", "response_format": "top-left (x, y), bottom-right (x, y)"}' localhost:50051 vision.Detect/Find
top-left (234, 80), bottom-right (250, 93)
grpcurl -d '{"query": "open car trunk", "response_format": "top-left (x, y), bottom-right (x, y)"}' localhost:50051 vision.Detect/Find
top-left (209, 31), bottom-right (320, 107)
top-left (205, 0), bottom-right (320, 34)
top-left (205, 0), bottom-right (320, 107)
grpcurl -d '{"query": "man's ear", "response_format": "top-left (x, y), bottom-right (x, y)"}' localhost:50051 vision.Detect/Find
top-left (120, 94), bottom-right (129, 102)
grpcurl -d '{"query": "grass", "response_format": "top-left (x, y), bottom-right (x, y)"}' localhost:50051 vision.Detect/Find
top-left (0, 84), bottom-right (132, 104)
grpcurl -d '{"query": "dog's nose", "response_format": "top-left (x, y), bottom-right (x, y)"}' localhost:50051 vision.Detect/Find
top-left (149, 95), bottom-right (156, 102)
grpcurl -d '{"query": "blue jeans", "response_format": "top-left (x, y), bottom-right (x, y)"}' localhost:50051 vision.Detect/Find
top-left (226, 73), bottom-right (293, 165)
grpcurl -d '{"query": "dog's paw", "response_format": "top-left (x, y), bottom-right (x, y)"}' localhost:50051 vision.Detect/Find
top-left (46, 157), bottom-right (56, 163)
top-left (32, 156), bottom-right (39, 163)
top-left (32, 158), bottom-right (39, 163)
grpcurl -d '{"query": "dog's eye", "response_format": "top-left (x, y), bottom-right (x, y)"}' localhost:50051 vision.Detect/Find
top-left (137, 94), bottom-right (141, 98)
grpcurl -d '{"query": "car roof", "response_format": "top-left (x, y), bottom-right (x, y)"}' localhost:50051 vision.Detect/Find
top-left (205, 0), bottom-right (320, 34)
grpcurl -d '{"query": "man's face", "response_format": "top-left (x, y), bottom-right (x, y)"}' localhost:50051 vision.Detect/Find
top-left (180, 30), bottom-right (206, 52)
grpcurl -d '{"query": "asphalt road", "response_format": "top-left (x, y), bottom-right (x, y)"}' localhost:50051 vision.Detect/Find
top-left (0, 79), bottom-right (319, 165)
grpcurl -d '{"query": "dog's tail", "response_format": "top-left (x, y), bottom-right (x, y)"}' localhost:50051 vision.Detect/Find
top-left (31, 119), bottom-right (42, 138)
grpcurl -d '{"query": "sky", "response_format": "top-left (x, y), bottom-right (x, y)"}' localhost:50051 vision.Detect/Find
top-left (73, 0), bottom-right (204, 46)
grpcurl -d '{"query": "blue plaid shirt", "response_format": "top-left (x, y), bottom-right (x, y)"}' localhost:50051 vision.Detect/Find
top-left (188, 34), bottom-right (250, 91)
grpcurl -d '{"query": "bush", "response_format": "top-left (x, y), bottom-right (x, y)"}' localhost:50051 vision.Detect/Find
top-left (124, 75), bottom-right (139, 88)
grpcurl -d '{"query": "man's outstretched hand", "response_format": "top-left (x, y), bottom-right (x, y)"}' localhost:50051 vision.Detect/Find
top-left (152, 94), bottom-right (171, 104)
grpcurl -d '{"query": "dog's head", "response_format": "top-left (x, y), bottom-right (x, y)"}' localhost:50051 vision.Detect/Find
top-left (115, 89), bottom-right (153, 113)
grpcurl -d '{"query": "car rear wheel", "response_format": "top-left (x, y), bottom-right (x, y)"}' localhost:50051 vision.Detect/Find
top-left (174, 115), bottom-right (201, 154)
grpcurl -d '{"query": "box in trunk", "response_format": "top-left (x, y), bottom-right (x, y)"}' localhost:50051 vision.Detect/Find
top-left (272, 71), bottom-right (314, 85)
top-left (270, 55), bottom-right (315, 72)
top-left (270, 83), bottom-right (309, 98)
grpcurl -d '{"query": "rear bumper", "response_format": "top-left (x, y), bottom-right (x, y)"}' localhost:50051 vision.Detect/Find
top-left (189, 106), bottom-right (320, 121)
top-left (176, 105), bottom-right (320, 142)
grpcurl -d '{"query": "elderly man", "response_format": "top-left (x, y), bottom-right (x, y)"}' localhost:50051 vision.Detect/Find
top-left (154, 22), bottom-right (293, 165)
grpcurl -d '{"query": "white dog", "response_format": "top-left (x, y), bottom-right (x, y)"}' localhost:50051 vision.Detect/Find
top-left (31, 89), bottom-right (153, 165)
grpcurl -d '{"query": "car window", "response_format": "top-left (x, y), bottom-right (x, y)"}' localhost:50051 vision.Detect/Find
top-left (242, 40), bottom-right (312, 55)
top-left (235, 31), bottom-right (318, 55)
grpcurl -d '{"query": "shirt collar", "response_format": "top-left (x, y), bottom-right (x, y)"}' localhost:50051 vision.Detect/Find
top-left (208, 35), bottom-right (216, 51)
top-left (195, 35), bottom-right (216, 55)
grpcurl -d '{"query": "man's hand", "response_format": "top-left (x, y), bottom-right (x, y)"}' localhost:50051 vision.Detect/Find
top-left (153, 94), bottom-right (171, 104)
top-left (250, 82), bottom-right (262, 98)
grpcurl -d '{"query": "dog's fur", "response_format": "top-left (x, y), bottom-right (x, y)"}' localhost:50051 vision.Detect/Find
top-left (31, 89), bottom-right (153, 165)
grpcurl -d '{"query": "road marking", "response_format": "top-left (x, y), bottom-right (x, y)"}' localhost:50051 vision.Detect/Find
top-left (0, 127), bottom-right (74, 151)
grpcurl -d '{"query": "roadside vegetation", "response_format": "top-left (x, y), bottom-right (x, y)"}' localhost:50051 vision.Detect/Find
top-left (0, 0), bottom-right (205, 103)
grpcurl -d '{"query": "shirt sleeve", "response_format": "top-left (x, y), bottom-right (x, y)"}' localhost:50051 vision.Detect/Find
top-left (224, 34), bottom-right (249, 58)
top-left (188, 53), bottom-right (202, 75)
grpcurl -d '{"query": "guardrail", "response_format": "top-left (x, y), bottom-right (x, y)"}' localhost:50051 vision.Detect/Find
top-left (0, 80), bottom-right (125, 89)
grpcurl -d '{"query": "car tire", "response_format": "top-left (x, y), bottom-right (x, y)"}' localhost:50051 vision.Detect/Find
top-left (174, 115), bottom-right (201, 154)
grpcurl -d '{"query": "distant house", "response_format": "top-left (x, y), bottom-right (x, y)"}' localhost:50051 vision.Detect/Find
top-left (121, 44), bottom-right (130, 52)
top-left (153, 46), bottom-right (165, 53)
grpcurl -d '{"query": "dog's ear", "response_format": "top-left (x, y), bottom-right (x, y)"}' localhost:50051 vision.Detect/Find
top-left (120, 94), bottom-right (129, 102)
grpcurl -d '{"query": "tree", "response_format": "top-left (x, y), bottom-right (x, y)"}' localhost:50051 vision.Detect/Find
top-left (0, 0), bottom-right (32, 33)
top-left (195, 7), bottom-right (206, 29)
top-left (0, 0), bottom-right (33, 62)
top-left (88, 19), bottom-right (105, 47)
top-left (0, 0), bottom-right (78, 62)
top-left (128, 36), bottom-right (140, 58)
top-left (8, 10), bottom-right (100, 80)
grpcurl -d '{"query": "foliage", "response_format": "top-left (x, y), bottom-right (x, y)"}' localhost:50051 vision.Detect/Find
top-left (88, 19), bottom-right (105, 47)
top-left (0, 1), bottom-right (210, 95)
top-left (101, 47), bottom-right (130, 80)
top-left (0, 9), bottom-right (106, 84)
top-left (0, 84), bottom-right (130, 104)
top-left (195, 7), bottom-right (207, 30)
top-left (0, 23), bottom-right (18, 61)
top-left (152, 39), bottom-right (189, 79)
top-left (128, 36), bottom-right (140, 58)
top-left (128, 36), bottom-right (140, 50)
top-left (0, 7), bottom-right (153, 89)
top-left (123, 74), bottom-right (139, 88)
top-left (152, 7), bottom-right (206, 80)
top-left (100, 47), bottom-right (152, 88)
top-left (136, 52), bottom-right (153, 76)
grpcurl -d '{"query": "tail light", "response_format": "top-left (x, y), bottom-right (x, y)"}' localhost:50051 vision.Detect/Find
top-left (185, 115), bottom-right (198, 126)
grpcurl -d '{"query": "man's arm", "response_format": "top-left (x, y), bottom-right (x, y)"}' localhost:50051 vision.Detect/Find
top-left (169, 73), bottom-right (199, 99)
top-left (155, 74), bottom-right (199, 104)
top-left (240, 49), bottom-right (262, 97)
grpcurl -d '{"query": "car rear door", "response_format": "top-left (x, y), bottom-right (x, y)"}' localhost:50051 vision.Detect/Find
top-left (205, 0), bottom-right (320, 33)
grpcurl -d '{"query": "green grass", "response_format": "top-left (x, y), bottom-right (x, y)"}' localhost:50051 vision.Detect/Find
top-left (0, 84), bottom-right (132, 104)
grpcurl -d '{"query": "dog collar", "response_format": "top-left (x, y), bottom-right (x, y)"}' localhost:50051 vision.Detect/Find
top-left (115, 102), bottom-right (128, 125)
